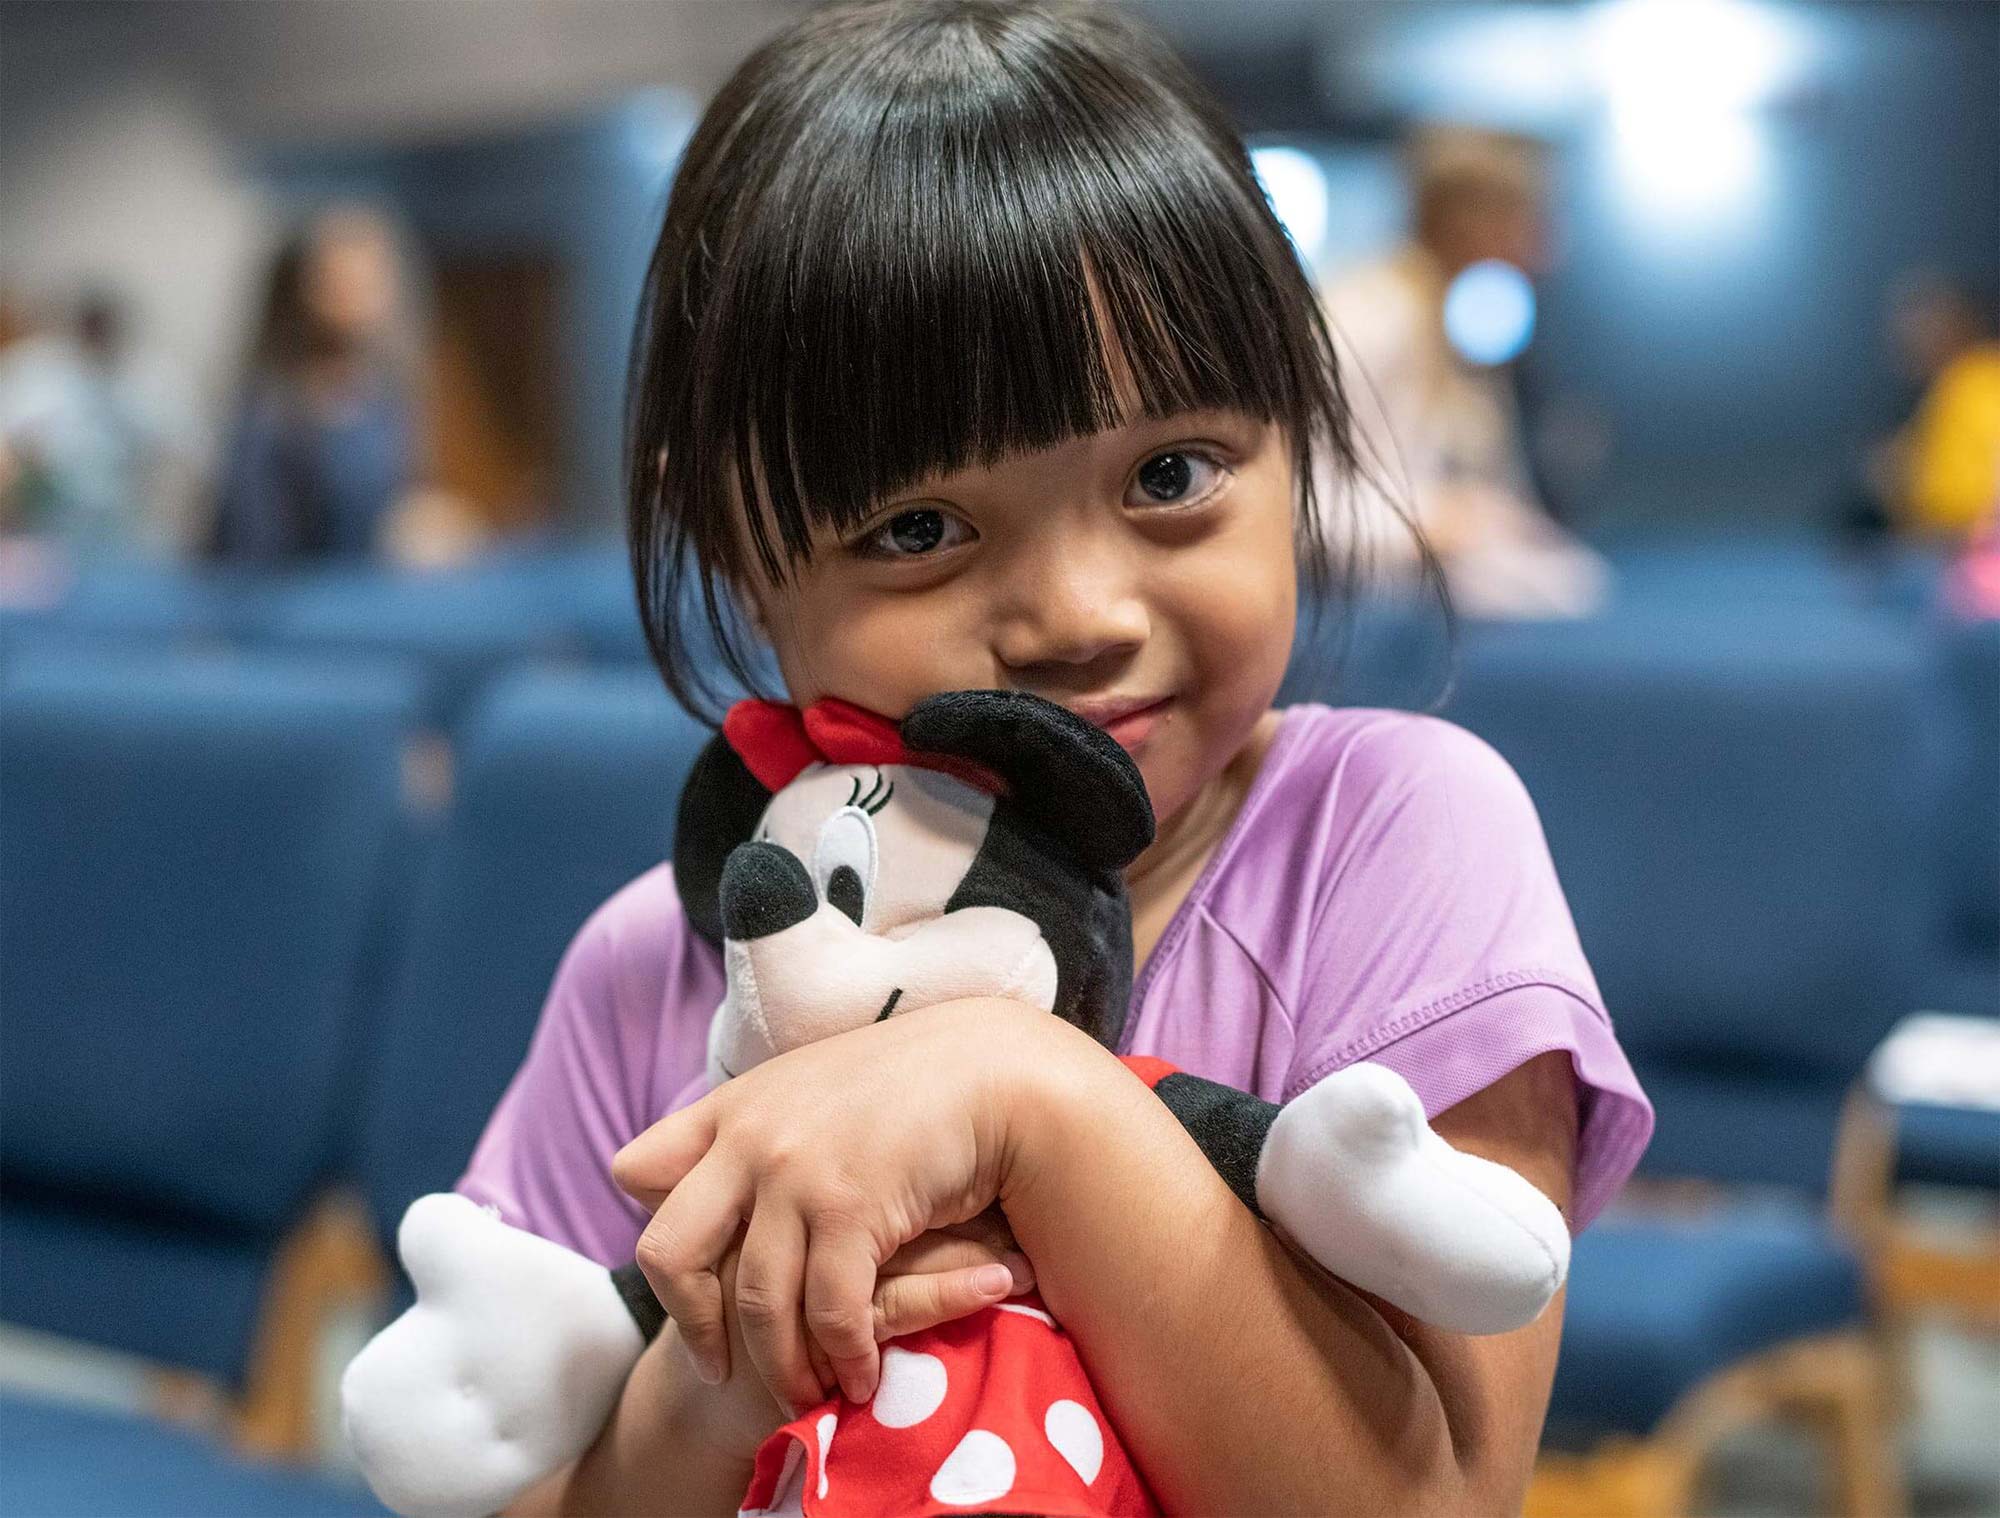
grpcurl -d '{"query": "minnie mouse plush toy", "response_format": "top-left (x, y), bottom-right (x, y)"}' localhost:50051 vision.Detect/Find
top-left (343, 691), bottom-right (1568, 1518)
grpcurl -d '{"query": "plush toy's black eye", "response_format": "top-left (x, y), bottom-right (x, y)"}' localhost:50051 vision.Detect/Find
top-left (825, 863), bottom-right (865, 925)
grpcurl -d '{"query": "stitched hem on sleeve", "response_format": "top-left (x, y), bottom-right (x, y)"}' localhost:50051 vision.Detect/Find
top-left (1285, 975), bottom-right (1653, 1229)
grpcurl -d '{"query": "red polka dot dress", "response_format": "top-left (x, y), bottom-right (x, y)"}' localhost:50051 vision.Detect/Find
top-left (737, 1292), bottom-right (1158, 1518)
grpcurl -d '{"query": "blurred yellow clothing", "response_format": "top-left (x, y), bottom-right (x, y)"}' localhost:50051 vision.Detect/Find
top-left (1904, 343), bottom-right (2000, 538)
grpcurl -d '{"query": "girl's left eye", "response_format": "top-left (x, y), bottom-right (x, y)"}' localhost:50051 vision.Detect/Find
top-left (1126, 449), bottom-right (1228, 509)
top-left (857, 507), bottom-right (975, 559)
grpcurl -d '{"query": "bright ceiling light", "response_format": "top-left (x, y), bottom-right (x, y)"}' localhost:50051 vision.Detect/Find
top-left (1589, 0), bottom-right (1797, 228)
top-left (1250, 144), bottom-right (1331, 268)
top-left (1443, 259), bottom-right (1537, 367)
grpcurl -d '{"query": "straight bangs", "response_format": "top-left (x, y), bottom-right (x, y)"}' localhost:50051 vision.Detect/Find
top-left (629, 0), bottom-right (1371, 721)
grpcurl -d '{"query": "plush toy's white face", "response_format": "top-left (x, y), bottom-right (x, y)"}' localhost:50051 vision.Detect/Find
top-left (706, 762), bottom-right (1059, 1084)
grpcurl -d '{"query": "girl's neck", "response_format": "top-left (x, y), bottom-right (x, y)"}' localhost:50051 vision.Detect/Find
top-left (1126, 707), bottom-right (1283, 968)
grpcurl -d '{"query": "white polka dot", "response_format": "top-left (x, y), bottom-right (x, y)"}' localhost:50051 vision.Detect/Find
top-left (1044, 1399), bottom-right (1104, 1485)
top-left (994, 1302), bottom-right (1055, 1326)
top-left (870, 1347), bottom-right (948, 1428)
top-left (929, 1430), bottom-right (1017, 1506)
top-left (815, 1413), bottom-right (836, 1500)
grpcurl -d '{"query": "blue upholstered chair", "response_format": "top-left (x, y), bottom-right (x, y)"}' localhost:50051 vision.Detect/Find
top-left (1279, 589), bottom-right (1454, 712)
top-left (348, 666), bottom-right (711, 1256)
top-left (0, 653), bottom-right (413, 1512)
top-left (1928, 616), bottom-right (1999, 1020)
top-left (260, 565), bottom-right (582, 728)
top-left (1443, 605), bottom-right (1925, 1517)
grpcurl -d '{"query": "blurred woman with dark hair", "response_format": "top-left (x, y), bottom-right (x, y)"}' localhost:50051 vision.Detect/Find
top-left (209, 205), bottom-right (429, 563)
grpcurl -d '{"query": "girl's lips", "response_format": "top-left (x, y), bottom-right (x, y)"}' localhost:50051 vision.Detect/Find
top-left (1073, 696), bottom-right (1172, 751)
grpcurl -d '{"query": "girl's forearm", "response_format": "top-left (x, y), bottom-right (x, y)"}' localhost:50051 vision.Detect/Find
top-left (999, 1030), bottom-right (1471, 1516)
top-left (505, 1324), bottom-right (759, 1518)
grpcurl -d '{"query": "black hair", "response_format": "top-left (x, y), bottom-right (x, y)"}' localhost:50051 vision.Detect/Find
top-left (626, 0), bottom-right (1429, 722)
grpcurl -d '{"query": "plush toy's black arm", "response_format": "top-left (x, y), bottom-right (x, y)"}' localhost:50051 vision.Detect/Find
top-left (611, 1261), bottom-right (668, 1342)
top-left (1148, 1071), bottom-right (1282, 1218)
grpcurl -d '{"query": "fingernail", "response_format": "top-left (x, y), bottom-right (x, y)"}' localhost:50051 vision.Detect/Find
top-left (697, 1354), bottom-right (725, 1385)
top-left (972, 1263), bottom-right (1014, 1296)
top-left (1001, 1252), bottom-right (1035, 1292)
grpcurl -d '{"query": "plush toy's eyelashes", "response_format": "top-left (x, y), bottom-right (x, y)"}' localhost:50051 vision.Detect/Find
top-left (846, 771), bottom-right (894, 816)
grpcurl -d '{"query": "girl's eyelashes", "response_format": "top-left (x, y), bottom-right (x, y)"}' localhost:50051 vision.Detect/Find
top-left (1125, 447), bottom-right (1231, 511)
top-left (851, 506), bottom-right (977, 561)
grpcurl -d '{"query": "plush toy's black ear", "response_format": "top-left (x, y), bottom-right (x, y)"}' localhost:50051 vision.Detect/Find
top-left (901, 690), bottom-right (1156, 871)
top-left (673, 734), bottom-right (775, 946)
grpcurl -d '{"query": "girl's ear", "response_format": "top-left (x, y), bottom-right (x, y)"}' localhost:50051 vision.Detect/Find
top-left (673, 733), bottom-right (775, 945)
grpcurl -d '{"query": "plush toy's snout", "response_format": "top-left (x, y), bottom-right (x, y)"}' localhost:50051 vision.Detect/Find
top-left (719, 840), bottom-right (820, 940)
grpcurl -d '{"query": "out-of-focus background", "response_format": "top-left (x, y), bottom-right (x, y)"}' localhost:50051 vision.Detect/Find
top-left (0, 2), bottom-right (1993, 1515)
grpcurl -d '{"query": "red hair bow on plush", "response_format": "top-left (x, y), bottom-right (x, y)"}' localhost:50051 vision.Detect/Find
top-left (722, 698), bottom-right (1000, 794)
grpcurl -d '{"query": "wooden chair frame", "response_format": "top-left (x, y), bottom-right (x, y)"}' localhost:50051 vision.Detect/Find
top-left (1526, 1088), bottom-right (1915, 1518)
top-left (146, 1190), bottom-right (388, 1461)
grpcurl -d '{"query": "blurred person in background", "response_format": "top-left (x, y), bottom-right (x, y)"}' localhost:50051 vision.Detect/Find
top-left (208, 205), bottom-right (472, 565)
top-left (1321, 126), bottom-right (1609, 618)
top-left (1871, 271), bottom-right (2000, 545)
top-left (0, 287), bottom-right (196, 557)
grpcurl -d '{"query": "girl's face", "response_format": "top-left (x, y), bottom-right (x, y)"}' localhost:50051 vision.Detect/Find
top-left (742, 408), bottom-right (1297, 832)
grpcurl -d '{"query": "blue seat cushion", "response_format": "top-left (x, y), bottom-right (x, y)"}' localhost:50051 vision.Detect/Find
top-left (0, 1393), bottom-right (386, 1516)
top-left (1546, 1210), bottom-right (1866, 1444)
top-left (0, 1195), bottom-right (272, 1388)
top-left (1894, 1103), bottom-right (2000, 1191)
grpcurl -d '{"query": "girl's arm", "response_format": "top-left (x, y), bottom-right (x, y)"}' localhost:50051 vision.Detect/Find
top-left (1005, 1026), bottom-right (1576, 1516)
top-left (506, 1313), bottom-right (760, 1518)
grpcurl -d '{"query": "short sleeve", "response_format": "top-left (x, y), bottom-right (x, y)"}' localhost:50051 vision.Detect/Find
top-left (1287, 715), bottom-right (1653, 1228)
top-left (455, 864), bottom-right (722, 1269)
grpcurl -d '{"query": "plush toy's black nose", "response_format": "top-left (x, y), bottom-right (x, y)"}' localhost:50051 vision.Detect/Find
top-left (719, 841), bottom-right (819, 941)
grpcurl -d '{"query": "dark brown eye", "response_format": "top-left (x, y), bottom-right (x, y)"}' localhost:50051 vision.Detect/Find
top-left (891, 511), bottom-right (944, 553)
top-left (859, 507), bottom-right (973, 559)
top-left (1128, 449), bottom-right (1226, 508)
top-left (1137, 453), bottom-right (1193, 501)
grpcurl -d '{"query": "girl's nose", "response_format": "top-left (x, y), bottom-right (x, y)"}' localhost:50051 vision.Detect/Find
top-left (993, 558), bottom-right (1150, 671)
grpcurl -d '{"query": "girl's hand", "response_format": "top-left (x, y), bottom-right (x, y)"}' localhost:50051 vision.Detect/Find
top-left (613, 999), bottom-right (1074, 1412)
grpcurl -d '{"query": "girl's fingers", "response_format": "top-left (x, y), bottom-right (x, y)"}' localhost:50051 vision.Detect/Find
top-left (802, 1228), bottom-right (885, 1404)
top-left (873, 1263), bottom-right (1016, 1343)
top-left (612, 1105), bottom-right (718, 1210)
top-left (805, 1328), bottom-right (835, 1401)
top-left (735, 1207), bottom-right (824, 1415)
top-left (880, 1234), bottom-right (1034, 1293)
top-left (633, 1160), bottom-right (744, 1384)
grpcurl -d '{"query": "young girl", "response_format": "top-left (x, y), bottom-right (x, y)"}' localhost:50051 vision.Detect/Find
top-left (464, 1), bottom-right (1652, 1511)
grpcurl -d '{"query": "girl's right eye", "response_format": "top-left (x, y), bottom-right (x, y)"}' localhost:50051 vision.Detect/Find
top-left (856, 507), bottom-right (975, 560)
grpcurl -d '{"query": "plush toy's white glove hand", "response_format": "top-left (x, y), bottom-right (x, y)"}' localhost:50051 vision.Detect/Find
top-left (1255, 1063), bottom-right (1569, 1335)
top-left (340, 1193), bottom-right (646, 1518)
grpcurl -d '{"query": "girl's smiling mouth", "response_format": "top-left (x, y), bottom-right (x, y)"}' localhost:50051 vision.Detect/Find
top-left (1060, 695), bottom-right (1174, 752)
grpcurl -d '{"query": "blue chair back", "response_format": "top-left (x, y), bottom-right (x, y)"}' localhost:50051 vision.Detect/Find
top-left (1444, 605), bottom-right (1931, 1193)
top-left (261, 567), bottom-right (579, 726)
top-left (351, 668), bottom-right (710, 1242)
top-left (0, 652), bottom-right (420, 1382)
top-left (1936, 617), bottom-right (1999, 961)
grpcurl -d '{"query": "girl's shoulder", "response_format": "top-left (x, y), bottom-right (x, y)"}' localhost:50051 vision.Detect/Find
top-left (1193, 701), bottom-right (1601, 1039)
top-left (564, 860), bottom-right (722, 1009)
top-left (1227, 703), bottom-right (1538, 871)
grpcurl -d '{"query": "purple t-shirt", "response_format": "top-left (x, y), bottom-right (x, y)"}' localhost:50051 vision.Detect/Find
top-left (458, 705), bottom-right (1653, 1267)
